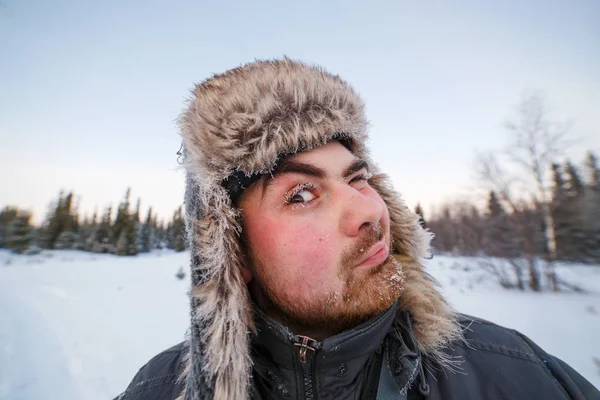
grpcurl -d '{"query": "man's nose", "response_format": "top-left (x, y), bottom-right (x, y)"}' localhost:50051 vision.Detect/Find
top-left (338, 185), bottom-right (383, 237)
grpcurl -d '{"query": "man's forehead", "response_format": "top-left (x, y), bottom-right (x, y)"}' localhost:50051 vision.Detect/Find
top-left (287, 140), bottom-right (353, 164)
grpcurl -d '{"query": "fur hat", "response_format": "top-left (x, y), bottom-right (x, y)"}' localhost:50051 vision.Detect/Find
top-left (178, 58), bottom-right (460, 400)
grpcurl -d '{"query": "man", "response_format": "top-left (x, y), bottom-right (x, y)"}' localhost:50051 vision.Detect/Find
top-left (115, 58), bottom-right (598, 400)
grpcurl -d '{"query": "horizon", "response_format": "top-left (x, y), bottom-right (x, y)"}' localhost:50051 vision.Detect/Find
top-left (1, 1), bottom-right (599, 224)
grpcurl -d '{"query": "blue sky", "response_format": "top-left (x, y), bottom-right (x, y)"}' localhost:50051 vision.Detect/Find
top-left (1, 0), bottom-right (599, 224)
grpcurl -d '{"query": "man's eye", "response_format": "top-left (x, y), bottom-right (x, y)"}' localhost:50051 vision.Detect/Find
top-left (289, 190), bottom-right (316, 203)
top-left (350, 172), bottom-right (372, 184)
top-left (284, 182), bottom-right (317, 205)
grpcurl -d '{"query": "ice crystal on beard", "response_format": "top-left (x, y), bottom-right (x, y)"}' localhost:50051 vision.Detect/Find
top-left (327, 292), bottom-right (343, 305)
top-left (388, 258), bottom-right (407, 286)
top-left (372, 222), bottom-right (383, 236)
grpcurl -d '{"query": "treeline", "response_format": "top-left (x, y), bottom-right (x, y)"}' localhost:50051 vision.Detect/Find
top-left (0, 188), bottom-right (186, 255)
top-left (427, 151), bottom-right (600, 264)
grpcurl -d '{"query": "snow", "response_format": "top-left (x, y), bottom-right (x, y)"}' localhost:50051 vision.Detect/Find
top-left (0, 250), bottom-right (598, 399)
top-left (0, 250), bottom-right (190, 400)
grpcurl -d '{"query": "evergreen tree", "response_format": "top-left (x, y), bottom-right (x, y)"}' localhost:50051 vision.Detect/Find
top-left (115, 231), bottom-right (128, 255)
top-left (115, 214), bottom-right (138, 256)
top-left (484, 191), bottom-right (519, 259)
top-left (564, 161), bottom-right (584, 198)
top-left (112, 188), bottom-right (132, 249)
top-left (154, 218), bottom-right (166, 249)
top-left (125, 214), bottom-right (139, 256)
top-left (82, 211), bottom-right (99, 251)
top-left (54, 230), bottom-right (80, 250)
top-left (141, 207), bottom-right (155, 253)
top-left (551, 163), bottom-right (566, 198)
top-left (165, 222), bottom-right (173, 250)
top-left (560, 161), bottom-right (587, 262)
top-left (134, 199), bottom-right (143, 254)
top-left (551, 163), bottom-right (572, 261)
top-left (0, 206), bottom-right (19, 248)
top-left (77, 215), bottom-right (89, 250)
top-left (581, 152), bottom-right (600, 262)
top-left (45, 191), bottom-right (66, 248)
top-left (92, 206), bottom-right (114, 253)
top-left (109, 189), bottom-right (129, 255)
top-left (488, 191), bottom-right (503, 216)
top-left (44, 191), bottom-right (79, 249)
top-left (168, 207), bottom-right (186, 252)
top-left (133, 200), bottom-right (140, 224)
top-left (153, 217), bottom-right (162, 250)
top-left (583, 151), bottom-right (599, 191)
top-left (6, 210), bottom-right (34, 254)
top-left (113, 189), bottom-right (139, 256)
top-left (580, 188), bottom-right (600, 263)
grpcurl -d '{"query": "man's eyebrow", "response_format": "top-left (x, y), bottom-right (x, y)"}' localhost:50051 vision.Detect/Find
top-left (275, 159), bottom-right (327, 179)
top-left (261, 160), bottom-right (326, 200)
top-left (260, 158), bottom-right (369, 200)
top-left (343, 159), bottom-right (369, 178)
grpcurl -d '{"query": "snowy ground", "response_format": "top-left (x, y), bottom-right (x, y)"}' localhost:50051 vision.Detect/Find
top-left (0, 250), bottom-right (598, 399)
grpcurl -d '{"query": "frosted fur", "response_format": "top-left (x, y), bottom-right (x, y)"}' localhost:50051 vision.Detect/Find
top-left (178, 58), bottom-right (462, 399)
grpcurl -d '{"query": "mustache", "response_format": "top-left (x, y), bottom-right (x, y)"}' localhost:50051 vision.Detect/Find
top-left (341, 222), bottom-right (385, 268)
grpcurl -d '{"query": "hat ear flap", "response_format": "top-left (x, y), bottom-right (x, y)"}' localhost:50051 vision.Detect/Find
top-left (182, 173), bottom-right (255, 399)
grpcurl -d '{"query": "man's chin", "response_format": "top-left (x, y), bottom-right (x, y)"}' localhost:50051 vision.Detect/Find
top-left (329, 255), bottom-right (405, 329)
top-left (260, 255), bottom-right (405, 337)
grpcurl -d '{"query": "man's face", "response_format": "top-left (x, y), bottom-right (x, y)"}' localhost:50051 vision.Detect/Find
top-left (239, 141), bottom-right (404, 338)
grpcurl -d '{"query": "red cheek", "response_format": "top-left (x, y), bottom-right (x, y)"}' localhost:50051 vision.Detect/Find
top-left (256, 219), bottom-right (334, 276)
top-left (289, 228), bottom-right (334, 275)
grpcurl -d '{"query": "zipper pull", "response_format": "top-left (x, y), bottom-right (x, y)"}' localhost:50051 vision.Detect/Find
top-left (294, 335), bottom-right (317, 364)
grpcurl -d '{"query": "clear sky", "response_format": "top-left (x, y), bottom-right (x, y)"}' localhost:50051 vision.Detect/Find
top-left (1, 0), bottom-right (599, 224)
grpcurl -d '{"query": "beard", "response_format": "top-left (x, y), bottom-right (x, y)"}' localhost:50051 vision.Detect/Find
top-left (247, 224), bottom-right (406, 338)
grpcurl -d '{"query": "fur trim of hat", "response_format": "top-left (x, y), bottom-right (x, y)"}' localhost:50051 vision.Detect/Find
top-left (178, 57), bottom-right (462, 400)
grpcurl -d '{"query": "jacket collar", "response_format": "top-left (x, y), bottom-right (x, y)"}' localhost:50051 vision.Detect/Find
top-left (250, 301), bottom-right (399, 399)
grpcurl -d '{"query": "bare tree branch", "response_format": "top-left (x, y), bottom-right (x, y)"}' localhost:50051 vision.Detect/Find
top-left (473, 91), bottom-right (575, 291)
top-left (474, 152), bottom-right (517, 212)
top-left (501, 91), bottom-right (575, 291)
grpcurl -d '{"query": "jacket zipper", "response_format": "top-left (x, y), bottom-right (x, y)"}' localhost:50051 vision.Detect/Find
top-left (295, 335), bottom-right (318, 400)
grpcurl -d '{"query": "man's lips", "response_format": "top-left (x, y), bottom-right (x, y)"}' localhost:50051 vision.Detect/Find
top-left (356, 241), bottom-right (389, 268)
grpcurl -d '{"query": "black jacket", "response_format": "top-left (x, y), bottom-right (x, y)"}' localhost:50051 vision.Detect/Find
top-left (114, 308), bottom-right (599, 400)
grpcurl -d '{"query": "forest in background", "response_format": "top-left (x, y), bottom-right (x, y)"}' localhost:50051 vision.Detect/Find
top-left (0, 188), bottom-right (186, 256)
top-left (425, 92), bottom-right (599, 292)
